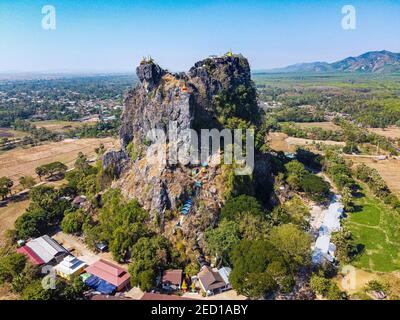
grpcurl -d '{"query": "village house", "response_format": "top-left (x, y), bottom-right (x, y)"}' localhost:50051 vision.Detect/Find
top-left (161, 269), bottom-right (183, 291)
top-left (17, 235), bottom-right (69, 266)
top-left (83, 259), bottom-right (130, 294)
top-left (54, 255), bottom-right (87, 280)
top-left (197, 266), bottom-right (232, 296)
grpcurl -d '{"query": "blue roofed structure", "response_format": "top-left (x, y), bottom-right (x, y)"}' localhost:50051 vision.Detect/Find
top-left (84, 274), bottom-right (117, 295)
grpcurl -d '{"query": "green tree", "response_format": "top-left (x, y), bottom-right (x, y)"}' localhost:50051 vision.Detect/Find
top-left (10, 261), bottom-right (41, 294)
top-left (204, 220), bottom-right (240, 264)
top-left (0, 253), bottom-right (27, 284)
top-left (60, 276), bottom-right (87, 300)
top-left (61, 209), bottom-right (87, 235)
top-left (229, 240), bottom-right (294, 298)
top-left (280, 196), bottom-right (310, 228)
top-left (74, 152), bottom-right (90, 172)
top-left (97, 190), bottom-right (149, 262)
top-left (285, 160), bottom-right (308, 190)
top-left (245, 272), bottom-right (278, 298)
top-left (331, 230), bottom-right (357, 263)
top-left (0, 186), bottom-right (8, 200)
top-left (14, 206), bottom-right (47, 239)
top-left (310, 273), bottom-right (344, 300)
top-left (46, 162), bottom-right (68, 179)
top-left (128, 236), bottom-right (169, 291)
top-left (35, 162), bottom-right (68, 180)
top-left (309, 274), bottom-right (330, 296)
top-left (326, 282), bottom-right (344, 300)
top-left (19, 176), bottom-right (36, 190)
top-left (126, 142), bottom-right (140, 161)
top-left (35, 166), bottom-right (46, 181)
top-left (95, 143), bottom-right (105, 156)
top-left (238, 213), bottom-right (270, 240)
top-left (15, 186), bottom-right (71, 238)
top-left (21, 280), bottom-right (52, 300)
top-left (184, 262), bottom-right (200, 278)
top-left (220, 195), bottom-right (264, 221)
top-left (0, 176), bottom-right (13, 199)
top-left (268, 224), bottom-right (312, 270)
top-left (300, 174), bottom-right (330, 202)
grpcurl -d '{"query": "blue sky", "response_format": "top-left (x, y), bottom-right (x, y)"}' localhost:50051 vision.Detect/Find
top-left (0, 0), bottom-right (399, 73)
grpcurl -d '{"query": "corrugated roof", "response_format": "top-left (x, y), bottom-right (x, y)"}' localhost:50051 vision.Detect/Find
top-left (96, 259), bottom-right (124, 277)
top-left (17, 246), bottom-right (45, 265)
top-left (218, 267), bottom-right (231, 285)
top-left (26, 235), bottom-right (68, 263)
top-left (54, 255), bottom-right (86, 275)
top-left (85, 259), bottom-right (130, 287)
top-left (162, 269), bottom-right (183, 286)
top-left (141, 293), bottom-right (193, 300)
top-left (323, 202), bottom-right (343, 232)
top-left (198, 266), bottom-right (226, 291)
top-left (315, 235), bottom-right (330, 253)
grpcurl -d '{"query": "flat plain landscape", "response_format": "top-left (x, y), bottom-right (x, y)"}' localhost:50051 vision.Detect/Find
top-left (0, 127), bottom-right (26, 138)
top-left (0, 137), bottom-right (118, 190)
top-left (32, 119), bottom-right (98, 132)
top-left (295, 121), bottom-right (342, 131)
top-left (0, 137), bottom-right (118, 245)
top-left (346, 156), bottom-right (400, 196)
top-left (367, 126), bottom-right (400, 139)
top-left (0, 199), bottom-right (30, 246)
top-left (31, 120), bottom-right (84, 132)
top-left (267, 131), bottom-right (346, 153)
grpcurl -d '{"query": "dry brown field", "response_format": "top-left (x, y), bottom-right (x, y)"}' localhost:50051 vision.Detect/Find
top-left (0, 199), bottom-right (30, 244)
top-left (345, 155), bottom-right (400, 196)
top-left (285, 136), bottom-right (345, 148)
top-left (367, 126), bottom-right (400, 140)
top-left (267, 132), bottom-right (295, 152)
top-left (32, 120), bottom-right (87, 132)
top-left (0, 137), bottom-right (118, 243)
top-left (0, 128), bottom-right (26, 139)
top-left (295, 121), bottom-right (342, 131)
top-left (0, 137), bottom-right (118, 190)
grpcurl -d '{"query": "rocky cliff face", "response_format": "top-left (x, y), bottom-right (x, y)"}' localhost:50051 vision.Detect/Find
top-left (105, 54), bottom-right (271, 245)
top-left (119, 54), bottom-right (255, 149)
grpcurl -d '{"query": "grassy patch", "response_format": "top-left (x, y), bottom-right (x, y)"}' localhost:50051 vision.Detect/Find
top-left (345, 186), bottom-right (400, 272)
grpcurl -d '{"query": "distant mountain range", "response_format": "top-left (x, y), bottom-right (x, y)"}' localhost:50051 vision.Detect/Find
top-left (266, 50), bottom-right (400, 74)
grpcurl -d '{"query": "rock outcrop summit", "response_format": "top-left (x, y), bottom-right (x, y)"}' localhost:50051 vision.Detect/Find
top-left (104, 53), bottom-right (270, 245)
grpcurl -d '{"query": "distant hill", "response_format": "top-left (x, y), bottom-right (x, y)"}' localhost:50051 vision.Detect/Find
top-left (268, 50), bottom-right (400, 74)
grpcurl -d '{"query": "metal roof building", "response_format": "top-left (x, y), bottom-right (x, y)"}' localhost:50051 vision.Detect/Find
top-left (17, 245), bottom-right (45, 265)
top-left (19, 235), bottom-right (68, 265)
top-left (54, 255), bottom-right (86, 280)
top-left (312, 196), bottom-right (344, 264)
top-left (85, 259), bottom-right (130, 292)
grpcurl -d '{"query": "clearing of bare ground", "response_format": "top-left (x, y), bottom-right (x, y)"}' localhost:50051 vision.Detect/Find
top-left (0, 199), bottom-right (30, 245)
top-left (31, 120), bottom-right (97, 132)
top-left (295, 121), bottom-right (342, 132)
top-left (367, 126), bottom-right (400, 140)
top-left (0, 137), bottom-right (118, 191)
top-left (345, 155), bottom-right (400, 196)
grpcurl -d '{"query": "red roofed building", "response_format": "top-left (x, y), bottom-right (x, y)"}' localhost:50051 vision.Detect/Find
top-left (85, 259), bottom-right (130, 291)
top-left (141, 293), bottom-right (194, 300)
top-left (17, 246), bottom-right (45, 266)
top-left (161, 269), bottom-right (183, 291)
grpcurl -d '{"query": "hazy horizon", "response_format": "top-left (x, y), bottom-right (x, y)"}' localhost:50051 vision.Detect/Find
top-left (1, 0), bottom-right (400, 73)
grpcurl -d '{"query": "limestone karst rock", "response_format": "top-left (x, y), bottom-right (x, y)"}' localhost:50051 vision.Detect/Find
top-left (104, 54), bottom-right (272, 245)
